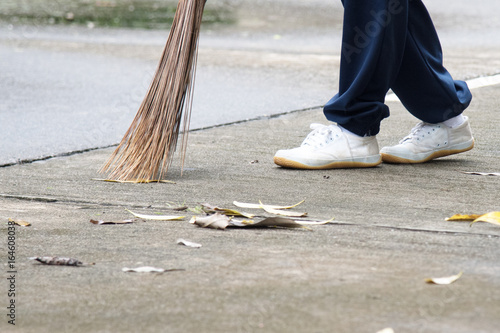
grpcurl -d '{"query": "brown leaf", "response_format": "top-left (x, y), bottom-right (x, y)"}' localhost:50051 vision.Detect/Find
top-left (29, 256), bottom-right (94, 266)
top-left (201, 203), bottom-right (254, 218)
top-left (190, 213), bottom-right (230, 230)
top-left (229, 217), bottom-right (311, 230)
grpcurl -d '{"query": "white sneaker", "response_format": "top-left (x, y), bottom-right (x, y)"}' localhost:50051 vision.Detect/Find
top-left (380, 116), bottom-right (474, 163)
top-left (274, 123), bottom-right (382, 169)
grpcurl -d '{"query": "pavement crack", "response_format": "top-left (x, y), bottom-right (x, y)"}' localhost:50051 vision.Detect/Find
top-left (0, 194), bottom-right (59, 203)
top-left (0, 193), bottom-right (162, 210)
top-left (0, 145), bottom-right (117, 168)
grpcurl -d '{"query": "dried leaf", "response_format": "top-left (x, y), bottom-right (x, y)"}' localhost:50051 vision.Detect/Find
top-left (445, 214), bottom-right (482, 222)
top-left (29, 256), bottom-right (94, 266)
top-left (461, 172), bottom-right (500, 177)
top-left (233, 200), bottom-right (305, 210)
top-left (126, 209), bottom-right (185, 221)
top-left (92, 178), bottom-right (175, 184)
top-left (177, 238), bottom-right (202, 248)
top-left (201, 203), bottom-right (254, 218)
top-left (190, 213), bottom-right (230, 230)
top-left (425, 272), bottom-right (463, 285)
top-left (262, 206), bottom-right (307, 217)
top-left (122, 266), bottom-right (185, 273)
top-left (291, 217), bottom-right (335, 225)
top-left (229, 217), bottom-right (311, 230)
top-left (376, 329), bottom-right (395, 333)
top-left (254, 217), bottom-right (310, 229)
top-left (259, 201), bottom-right (308, 217)
top-left (90, 219), bottom-right (135, 225)
top-left (470, 211), bottom-right (500, 227)
top-left (8, 218), bottom-right (31, 227)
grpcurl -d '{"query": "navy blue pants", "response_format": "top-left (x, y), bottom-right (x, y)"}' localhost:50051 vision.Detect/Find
top-left (323, 0), bottom-right (472, 136)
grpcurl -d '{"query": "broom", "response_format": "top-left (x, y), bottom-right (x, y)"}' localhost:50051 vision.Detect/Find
top-left (100, 0), bottom-right (206, 181)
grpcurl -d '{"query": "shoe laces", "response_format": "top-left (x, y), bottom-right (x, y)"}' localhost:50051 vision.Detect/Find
top-left (301, 123), bottom-right (342, 148)
top-left (400, 122), bottom-right (441, 144)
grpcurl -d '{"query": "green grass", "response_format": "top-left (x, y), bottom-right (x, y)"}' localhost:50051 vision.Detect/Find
top-left (0, 0), bottom-right (234, 29)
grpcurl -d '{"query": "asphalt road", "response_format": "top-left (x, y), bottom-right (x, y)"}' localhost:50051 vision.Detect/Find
top-left (1, 0), bottom-right (499, 166)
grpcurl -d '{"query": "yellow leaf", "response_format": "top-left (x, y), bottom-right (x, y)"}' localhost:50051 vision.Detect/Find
top-left (445, 214), bottom-right (482, 222)
top-left (126, 209), bottom-right (185, 221)
top-left (8, 218), bottom-right (31, 227)
top-left (425, 272), bottom-right (463, 285)
top-left (470, 211), bottom-right (500, 227)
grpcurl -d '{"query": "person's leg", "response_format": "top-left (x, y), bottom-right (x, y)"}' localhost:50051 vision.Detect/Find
top-left (390, 0), bottom-right (472, 122)
top-left (323, 0), bottom-right (409, 137)
top-left (380, 0), bottom-right (474, 163)
top-left (274, 0), bottom-right (409, 169)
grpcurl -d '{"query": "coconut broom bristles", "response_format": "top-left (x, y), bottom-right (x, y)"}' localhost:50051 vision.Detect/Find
top-left (100, 0), bottom-right (206, 181)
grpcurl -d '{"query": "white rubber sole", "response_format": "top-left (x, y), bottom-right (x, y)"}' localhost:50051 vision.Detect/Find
top-left (274, 155), bottom-right (382, 170)
top-left (381, 139), bottom-right (474, 164)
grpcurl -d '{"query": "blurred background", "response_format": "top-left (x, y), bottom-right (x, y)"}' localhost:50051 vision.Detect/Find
top-left (0, 0), bottom-right (343, 31)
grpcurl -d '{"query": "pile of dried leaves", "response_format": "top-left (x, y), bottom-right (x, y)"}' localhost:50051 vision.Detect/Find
top-left (189, 200), bottom-right (333, 230)
top-left (86, 199), bottom-right (334, 231)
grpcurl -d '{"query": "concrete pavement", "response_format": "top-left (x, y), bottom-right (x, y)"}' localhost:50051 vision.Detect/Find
top-left (1, 0), bottom-right (500, 332)
top-left (1, 88), bottom-right (500, 332)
